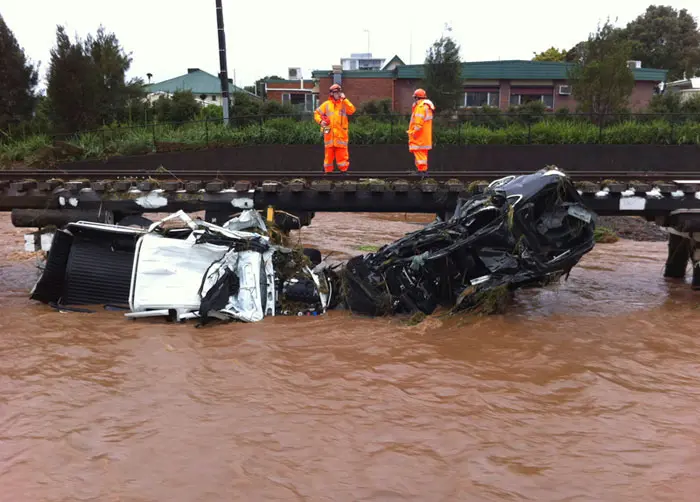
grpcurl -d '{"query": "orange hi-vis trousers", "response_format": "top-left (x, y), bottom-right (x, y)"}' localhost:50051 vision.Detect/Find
top-left (412, 150), bottom-right (428, 172)
top-left (324, 146), bottom-right (349, 173)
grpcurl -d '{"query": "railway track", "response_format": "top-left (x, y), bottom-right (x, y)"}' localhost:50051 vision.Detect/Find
top-left (0, 169), bottom-right (698, 183)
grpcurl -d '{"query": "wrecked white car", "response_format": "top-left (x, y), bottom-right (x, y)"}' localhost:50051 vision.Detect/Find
top-left (30, 209), bottom-right (334, 326)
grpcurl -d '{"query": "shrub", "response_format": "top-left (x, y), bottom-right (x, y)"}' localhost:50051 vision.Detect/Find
top-left (3, 114), bottom-right (700, 168)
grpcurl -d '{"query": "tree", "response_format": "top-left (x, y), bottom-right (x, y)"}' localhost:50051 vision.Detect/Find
top-left (254, 75), bottom-right (284, 99)
top-left (46, 25), bottom-right (143, 132)
top-left (532, 47), bottom-right (568, 62)
top-left (0, 14), bottom-right (38, 129)
top-left (568, 20), bottom-right (635, 117)
top-left (46, 26), bottom-right (100, 132)
top-left (169, 90), bottom-right (200, 123)
top-left (422, 35), bottom-right (462, 110)
top-left (620, 5), bottom-right (700, 81)
top-left (153, 90), bottom-right (200, 123)
top-left (86, 27), bottom-right (143, 125)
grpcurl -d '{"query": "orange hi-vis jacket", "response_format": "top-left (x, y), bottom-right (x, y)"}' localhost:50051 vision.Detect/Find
top-left (408, 98), bottom-right (435, 151)
top-left (314, 97), bottom-right (356, 148)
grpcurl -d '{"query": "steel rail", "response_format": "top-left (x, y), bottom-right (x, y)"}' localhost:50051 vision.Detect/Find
top-left (0, 169), bottom-right (698, 182)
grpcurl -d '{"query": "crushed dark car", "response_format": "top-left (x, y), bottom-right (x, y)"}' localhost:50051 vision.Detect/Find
top-left (28, 168), bottom-right (597, 323)
top-left (338, 168), bottom-right (597, 316)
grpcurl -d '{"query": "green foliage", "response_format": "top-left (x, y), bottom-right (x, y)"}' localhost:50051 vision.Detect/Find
top-left (648, 92), bottom-right (684, 114)
top-left (563, 5), bottom-right (700, 83)
top-left (230, 90), bottom-right (262, 125)
top-left (0, 14), bottom-right (38, 130)
top-left (168, 90), bottom-right (200, 123)
top-left (647, 92), bottom-right (700, 120)
top-left (594, 227), bottom-right (619, 243)
top-left (198, 104), bottom-right (224, 121)
top-left (86, 27), bottom-right (144, 125)
top-left (46, 25), bottom-right (143, 133)
top-left (423, 35), bottom-right (462, 110)
top-left (4, 115), bottom-right (700, 168)
top-left (681, 94), bottom-right (700, 114)
top-left (46, 26), bottom-right (98, 133)
top-left (621, 5), bottom-right (700, 81)
top-left (568, 19), bottom-right (636, 116)
top-left (532, 47), bottom-right (568, 62)
top-left (358, 99), bottom-right (393, 121)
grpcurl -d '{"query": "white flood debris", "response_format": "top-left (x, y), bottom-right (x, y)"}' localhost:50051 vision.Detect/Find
top-left (30, 209), bottom-right (336, 326)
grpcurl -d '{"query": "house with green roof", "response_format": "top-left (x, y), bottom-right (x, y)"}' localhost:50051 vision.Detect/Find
top-left (145, 68), bottom-right (260, 107)
top-left (310, 59), bottom-right (668, 113)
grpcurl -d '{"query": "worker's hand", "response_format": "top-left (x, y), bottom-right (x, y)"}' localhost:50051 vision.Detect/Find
top-left (340, 93), bottom-right (346, 100)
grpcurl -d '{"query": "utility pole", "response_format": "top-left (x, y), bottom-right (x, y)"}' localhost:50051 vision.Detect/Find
top-left (364, 29), bottom-right (370, 54)
top-left (215, 0), bottom-right (230, 125)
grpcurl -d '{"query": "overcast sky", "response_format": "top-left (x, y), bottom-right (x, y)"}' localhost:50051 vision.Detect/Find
top-left (0, 0), bottom-right (697, 90)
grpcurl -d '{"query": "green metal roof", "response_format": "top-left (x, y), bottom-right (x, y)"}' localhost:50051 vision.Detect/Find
top-left (145, 69), bottom-right (254, 95)
top-left (264, 78), bottom-right (315, 84)
top-left (398, 60), bottom-right (667, 81)
top-left (382, 55), bottom-right (405, 70)
top-left (311, 70), bottom-right (395, 79)
top-left (312, 60), bottom-right (668, 82)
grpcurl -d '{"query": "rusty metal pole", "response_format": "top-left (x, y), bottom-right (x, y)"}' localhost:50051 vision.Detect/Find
top-left (215, 0), bottom-right (230, 126)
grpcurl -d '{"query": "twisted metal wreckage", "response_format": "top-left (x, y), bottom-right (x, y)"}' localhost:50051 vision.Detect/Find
top-left (29, 168), bottom-right (598, 325)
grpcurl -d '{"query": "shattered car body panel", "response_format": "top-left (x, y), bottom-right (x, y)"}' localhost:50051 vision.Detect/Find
top-left (340, 168), bottom-right (597, 316)
top-left (30, 222), bottom-right (146, 306)
top-left (127, 211), bottom-right (330, 323)
top-left (31, 209), bottom-right (333, 324)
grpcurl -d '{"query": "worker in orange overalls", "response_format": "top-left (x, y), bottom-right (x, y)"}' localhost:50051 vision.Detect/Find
top-left (314, 83), bottom-right (356, 173)
top-left (407, 88), bottom-right (435, 174)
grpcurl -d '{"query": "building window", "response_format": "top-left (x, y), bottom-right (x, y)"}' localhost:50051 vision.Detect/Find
top-left (510, 93), bottom-right (554, 109)
top-left (282, 92), bottom-right (314, 112)
top-left (464, 91), bottom-right (500, 107)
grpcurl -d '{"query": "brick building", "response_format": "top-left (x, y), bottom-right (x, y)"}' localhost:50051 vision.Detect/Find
top-left (308, 60), bottom-right (667, 113)
top-left (263, 79), bottom-right (317, 112)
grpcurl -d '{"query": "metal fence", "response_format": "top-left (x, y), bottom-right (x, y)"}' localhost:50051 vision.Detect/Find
top-left (2, 111), bottom-right (700, 148)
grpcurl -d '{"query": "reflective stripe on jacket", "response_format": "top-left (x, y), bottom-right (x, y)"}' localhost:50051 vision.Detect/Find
top-left (408, 98), bottom-right (435, 151)
top-left (314, 98), bottom-right (356, 147)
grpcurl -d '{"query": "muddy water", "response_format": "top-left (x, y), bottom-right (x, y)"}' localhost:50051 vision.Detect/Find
top-left (0, 212), bottom-right (699, 502)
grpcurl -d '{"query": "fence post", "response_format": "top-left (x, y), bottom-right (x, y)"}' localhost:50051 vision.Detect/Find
top-left (670, 120), bottom-right (675, 144)
top-left (152, 122), bottom-right (157, 150)
top-left (101, 129), bottom-right (106, 151)
top-left (527, 119), bottom-right (532, 144)
top-left (598, 114), bottom-right (603, 143)
top-left (205, 119), bottom-right (209, 146)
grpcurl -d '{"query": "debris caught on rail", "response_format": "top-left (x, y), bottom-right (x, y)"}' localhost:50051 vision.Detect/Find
top-left (28, 168), bottom-right (598, 324)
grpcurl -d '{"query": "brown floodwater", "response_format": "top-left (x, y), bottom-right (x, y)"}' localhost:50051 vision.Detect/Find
top-left (0, 212), bottom-right (699, 502)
